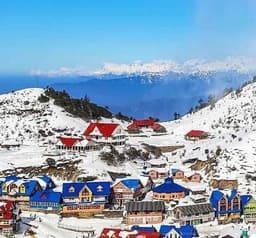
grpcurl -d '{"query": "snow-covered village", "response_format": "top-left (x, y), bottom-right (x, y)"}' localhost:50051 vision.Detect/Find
top-left (0, 78), bottom-right (254, 238)
top-left (2, 1), bottom-right (256, 238)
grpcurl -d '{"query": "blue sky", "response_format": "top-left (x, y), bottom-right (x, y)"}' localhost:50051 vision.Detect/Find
top-left (0, 0), bottom-right (256, 74)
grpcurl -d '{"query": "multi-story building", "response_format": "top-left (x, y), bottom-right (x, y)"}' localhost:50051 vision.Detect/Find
top-left (0, 200), bottom-right (21, 236)
top-left (125, 201), bottom-right (165, 225)
top-left (84, 122), bottom-right (127, 146)
top-left (173, 203), bottom-right (215, 225)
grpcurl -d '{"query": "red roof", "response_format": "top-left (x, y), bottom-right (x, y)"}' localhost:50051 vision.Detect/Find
top-left (128, 119), bottom-right (156, 130)
top-left (127, 124), bottom-right (138, 130)
top-left (133, 119), bottom-right (155, 127)
top-left (0, 200), bottom-right (15, 220)
top-left (99, 228), bottom-right (126, 238)
top-left (99, 229), bottom-right (160, 238)
top-left (84, 123), bottom-right (119, 137)
top-left (59, 137), bottom-right (83, 148)
top-left (185, 130), bottom-right (206, 138)
top-left (129, 232), bottom-right (160, 238)
top-left (150, 123), bottom-right (161, 130)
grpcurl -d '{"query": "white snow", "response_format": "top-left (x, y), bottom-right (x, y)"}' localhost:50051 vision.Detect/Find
top-left (2, 82), bottom-right (256, 237)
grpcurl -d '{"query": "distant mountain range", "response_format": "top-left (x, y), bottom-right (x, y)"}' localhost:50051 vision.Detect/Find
top-left (1, 57), bottom-right (256, 121)
top-left (50, 71), bottom-right (253, 120)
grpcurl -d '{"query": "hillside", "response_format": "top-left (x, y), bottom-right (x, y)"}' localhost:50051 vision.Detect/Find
top-left (128, 80), bottom-right (256, 194)
top-left (0, 88), bottom-right (136, 181)
top-left (1, 81), bottom-right (256, 195)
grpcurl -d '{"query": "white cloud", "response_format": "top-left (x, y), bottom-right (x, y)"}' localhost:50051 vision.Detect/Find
top-left (30, 67), bottom-right (91, 77)
top-left (31, 56), bottom-right (256, 77)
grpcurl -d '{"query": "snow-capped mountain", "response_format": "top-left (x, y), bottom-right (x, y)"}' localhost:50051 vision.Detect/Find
top-left (32, 56), bottom-right (256, 76)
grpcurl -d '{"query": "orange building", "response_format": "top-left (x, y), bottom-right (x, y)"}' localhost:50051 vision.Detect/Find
top-left (125, 201), bottom-right (165, 225)
top-left (61, 203), bottom-right (105, 217)
top-left (148, 168), bottom-right (168, 180)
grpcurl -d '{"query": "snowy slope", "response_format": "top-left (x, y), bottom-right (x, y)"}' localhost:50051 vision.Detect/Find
top-left (1, 83), bottom-right (256, 195)
top-left (0, 88), bottom-right (135, 181)
top-left (128, 81), bottom-right (256, 194)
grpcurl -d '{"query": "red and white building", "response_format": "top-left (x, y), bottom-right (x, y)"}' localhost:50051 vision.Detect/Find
top-left (56, 122), bottom-right (127, 151)
top-left (185, 130), bottom-right (209, 141)
top-left (0, 200), bottom-right (21, 236)
top-left (127, 119), bottom-right (165, 134)
top-left (99, 228), bottom-right (160, 238)
top-left (84, 122), bottom-right (127, 146)
top-left (56, 136), bottom-right (100, 152)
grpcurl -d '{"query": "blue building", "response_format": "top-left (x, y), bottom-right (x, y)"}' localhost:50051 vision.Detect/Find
top-left (160, 224), bottom-right (198, 238)
top-left (35, 175), bottom-right (56, 190)
top-left (30, 190), bottom-right (62, 210)
top-left (152, 177), bottom-right (189, 201)
top-left (62, 181), bottom-right (111, 204)
top-left (1, 178), bottom-right (41, 201)
top-left (210, 189), bottom-right (241, 223)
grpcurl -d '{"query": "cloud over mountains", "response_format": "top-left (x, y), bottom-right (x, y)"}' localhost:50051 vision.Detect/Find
top-left (31, 56), bottom-right (256, 77)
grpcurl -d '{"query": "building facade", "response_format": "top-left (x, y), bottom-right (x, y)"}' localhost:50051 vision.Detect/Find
top-left (125, 201), bottom-right (165, 225)
top-left (84, 122), bottom-right (127, 146)
top-left (173, 203), bottom-right (215, 225)
top-left (0, 200), bottom-right (21, 236)
top-left (210, 189), bottom-right (241, 224)
top-left (152, 178), bottom-right (189, 202)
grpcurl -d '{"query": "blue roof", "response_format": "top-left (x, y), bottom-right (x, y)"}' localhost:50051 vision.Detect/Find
top-left (210, 189), bottom-right (239, 210)
top-left (159, 225), bottom-right (198, 238)
top-left (229, 189), bottom-right (238, 201)
top-left (179, 225), bottom-right (199, 238)
top-left (62, 182), bottom-right (85, 197)
top-left (36, 175), bottom-right (56, 189)
top-left (131, 226), bottom-right (157, 232)
top-left (210, 190), bottom-right (224, 209)
top-left (19, 180), bottom-right (40, 196)
top-left (159, 225), bottom-right (176, 235)
top-left (241, 195), bottom-right (253, 208)
top-left (1, 179), bottom-right (40, 196)
top-left (30, 190), bottom-right (62, 203)
top-left (86, 181), bottom-right (111, 196)
top-left (121, 179), bottom-right (141, 190)
top-left (171, 169), bottom-right (178, 175)
top-left (152, 177), bottom-right (189, 194)
top-left (5, 175), bottom-right (20, 182)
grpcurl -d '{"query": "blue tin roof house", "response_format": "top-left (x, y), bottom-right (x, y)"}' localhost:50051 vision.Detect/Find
top-left (86, 181), bottom-right (111, 203)
top-left (62, 181), bottom-right (111, 204)
top-left (160, 224), bottom-right (199, 238)
top-left (30, 190), bottom-right (62, 210)
top-left (35, 175), bottom-right (56, 190)
top-left (1, 177), bottom-right (42, 199)
top-left (111, 178), bottom-right (145, 207)
top-left (62, 182), bottom-right (85, 203)
top-left (210, 189), bottom-right (242, 224)
top-left (152, 177), bottom-right (189, 202)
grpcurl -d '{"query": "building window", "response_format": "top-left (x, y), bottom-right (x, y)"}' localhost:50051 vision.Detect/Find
top-left (69, 186), bottom-right (75, 193)
top-left (233, 197), bottom-right (239, 210)
top-left (97, 185), bottom-right (103, 192)
top-left (220, 197), bottom-right (227, 211)
top-left (20, 185), bottom-right (26, 193)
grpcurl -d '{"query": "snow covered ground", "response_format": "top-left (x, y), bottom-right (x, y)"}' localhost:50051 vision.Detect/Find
top-left (1, 83), bottom-right (256, 236)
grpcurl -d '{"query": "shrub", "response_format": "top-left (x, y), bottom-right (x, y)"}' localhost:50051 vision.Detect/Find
top-left (38, 94), bottom-right (50, 103)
